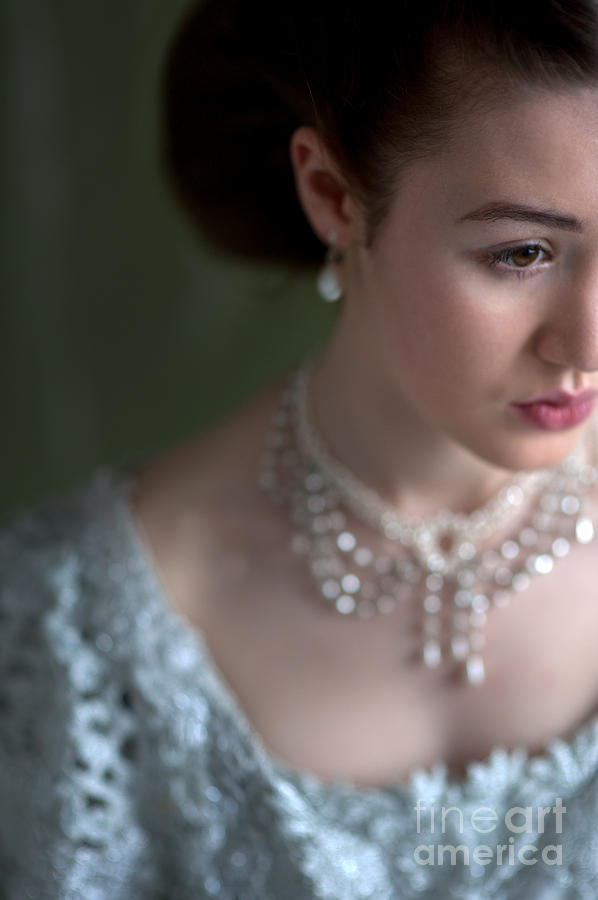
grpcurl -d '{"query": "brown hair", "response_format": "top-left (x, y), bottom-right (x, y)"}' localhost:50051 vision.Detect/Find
top-left (160, 0), bottom-right (598, 266)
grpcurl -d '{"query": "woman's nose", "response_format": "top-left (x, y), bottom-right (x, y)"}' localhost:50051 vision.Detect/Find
top-left (535, 280), bottom-right (598, 373)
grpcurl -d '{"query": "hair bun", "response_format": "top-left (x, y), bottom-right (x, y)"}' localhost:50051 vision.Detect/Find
top-left (160, 0), bottom-right (323, 266)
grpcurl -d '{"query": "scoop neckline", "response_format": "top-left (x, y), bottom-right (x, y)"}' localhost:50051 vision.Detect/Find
top-left (97, 461), bottom-right (598, 802)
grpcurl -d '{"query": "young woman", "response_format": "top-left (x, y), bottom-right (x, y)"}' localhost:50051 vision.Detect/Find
top-left (3, 1), bottom-right (598, 896)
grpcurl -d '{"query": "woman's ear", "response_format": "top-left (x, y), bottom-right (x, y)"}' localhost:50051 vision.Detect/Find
top-left (289, 126), bottom-right (364, 248)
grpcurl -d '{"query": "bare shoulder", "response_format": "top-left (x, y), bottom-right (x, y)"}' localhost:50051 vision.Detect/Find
top-left (129, 371), bottom-right (290, 615)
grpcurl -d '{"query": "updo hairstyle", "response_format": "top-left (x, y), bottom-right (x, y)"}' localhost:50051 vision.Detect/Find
top-left (161, 0), bottom-right (598, 266)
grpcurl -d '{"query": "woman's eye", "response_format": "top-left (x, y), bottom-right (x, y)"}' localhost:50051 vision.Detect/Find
top-left (503, 246), bottom-right (541, 266)
top-left (487, 243), bottom-right (550, 278)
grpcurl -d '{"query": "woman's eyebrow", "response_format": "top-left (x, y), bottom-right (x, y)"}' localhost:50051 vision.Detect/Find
top-left (457, 202), bottom-right (583, 232)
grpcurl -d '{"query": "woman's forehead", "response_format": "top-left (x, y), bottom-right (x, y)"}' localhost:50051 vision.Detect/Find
top-left (389, 86), bottom-right (598, 225)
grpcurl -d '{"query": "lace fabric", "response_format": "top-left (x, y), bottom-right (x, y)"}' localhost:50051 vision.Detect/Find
top-left (1, 465), bottom-right (598, 898)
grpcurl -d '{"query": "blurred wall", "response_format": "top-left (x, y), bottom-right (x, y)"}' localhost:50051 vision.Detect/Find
top-left (1, 0), bottom-right (335, 522)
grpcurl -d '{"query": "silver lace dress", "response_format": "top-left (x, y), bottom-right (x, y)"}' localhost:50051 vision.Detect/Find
top-left (1, 467), bottom-right (598, 899)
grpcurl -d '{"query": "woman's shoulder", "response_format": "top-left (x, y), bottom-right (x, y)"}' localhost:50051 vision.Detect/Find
top-left (0, 469), bottom-right (139, 723)
top-left (0, 367), bottom-right (288, 644)
top-left (131, 371), bottom-right (287, 511)
top-left (0, 467), bottom-right (128, 613)
top-left (1, 466), bottom-right (112, 575)
top-left (0, 469), bottom-right (137, 860)
top-left (128, 373), bottom-right (291, 615)
top-left (0, 465), bottom-right (157, 726)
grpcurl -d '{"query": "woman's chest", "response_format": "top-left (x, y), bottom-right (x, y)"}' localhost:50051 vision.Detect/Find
top-left (191, 536), bottom-right (598, 788)
top-left (134, 460), bottom-right (598, 788)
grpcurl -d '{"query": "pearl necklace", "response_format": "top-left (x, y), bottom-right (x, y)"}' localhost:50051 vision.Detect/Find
top-left (258, 361), bottom-right (598, 685)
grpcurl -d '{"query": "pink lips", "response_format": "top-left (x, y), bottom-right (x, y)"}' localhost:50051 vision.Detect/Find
top-left (511, 389), bottom-right (598, 431)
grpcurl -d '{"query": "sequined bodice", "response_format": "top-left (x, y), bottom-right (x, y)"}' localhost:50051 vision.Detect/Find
top-left (1, 466), bottom-right (598, 898)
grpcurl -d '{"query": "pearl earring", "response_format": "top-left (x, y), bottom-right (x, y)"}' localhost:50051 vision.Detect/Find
top-left (316, 231), bottom-right (344, 302)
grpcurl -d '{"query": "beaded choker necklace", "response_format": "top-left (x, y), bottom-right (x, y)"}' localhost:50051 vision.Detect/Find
top-left (258, 361), bottom-right (598, 685)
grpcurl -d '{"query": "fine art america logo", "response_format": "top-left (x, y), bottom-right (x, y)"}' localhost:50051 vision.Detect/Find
top-left (413, 798), bottom-right (566, 867)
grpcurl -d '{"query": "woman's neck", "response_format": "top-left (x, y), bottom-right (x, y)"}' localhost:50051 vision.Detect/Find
top-left (309, 331), bottom-right (520, 520)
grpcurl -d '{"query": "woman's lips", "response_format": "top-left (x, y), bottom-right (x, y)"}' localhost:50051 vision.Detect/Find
top-left (515, 388), bottom-right (597, 406)
top-left (511, 390), bottom-right (597, 431)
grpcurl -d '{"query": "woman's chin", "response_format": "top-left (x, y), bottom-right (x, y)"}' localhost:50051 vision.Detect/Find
top-left (467, 423), bottom-right (595, 473)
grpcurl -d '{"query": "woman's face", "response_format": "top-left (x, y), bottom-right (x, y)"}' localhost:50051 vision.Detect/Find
top-left (348, 86), bottom-right (598, 472)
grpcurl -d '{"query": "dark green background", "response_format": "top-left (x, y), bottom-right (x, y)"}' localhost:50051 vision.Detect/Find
top-left (1, 0), bottom-right (335, 523)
